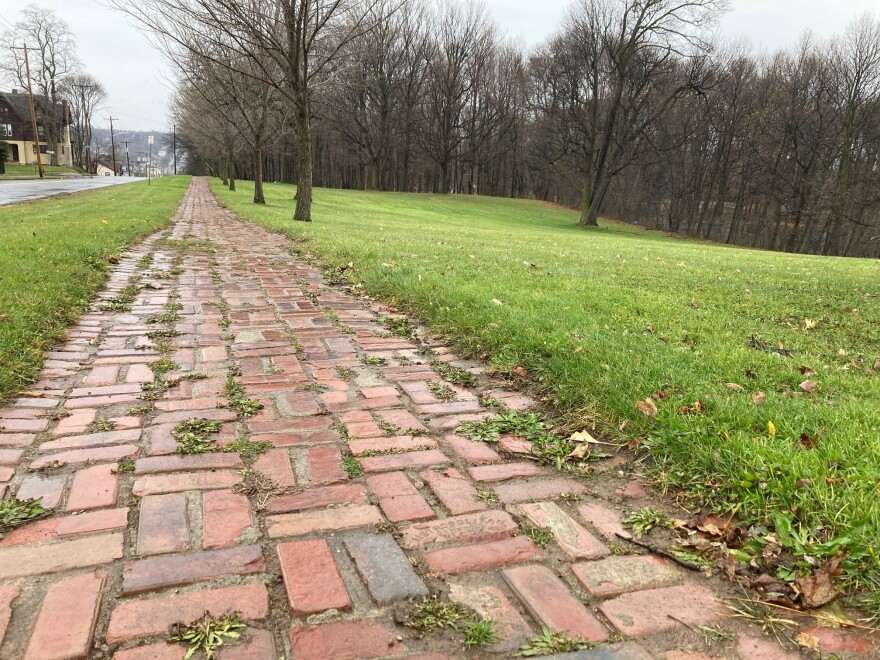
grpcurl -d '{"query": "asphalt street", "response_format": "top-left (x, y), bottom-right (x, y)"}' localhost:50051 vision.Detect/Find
top-left (0, 176), bottom-right (141, 205)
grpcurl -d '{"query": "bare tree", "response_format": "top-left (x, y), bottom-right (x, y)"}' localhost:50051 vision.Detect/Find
top-left (60, 73), bottom-right (106, 171)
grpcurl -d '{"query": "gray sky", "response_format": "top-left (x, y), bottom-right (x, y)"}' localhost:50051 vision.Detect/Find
top-left (1, 0), bottom-right (878, 132)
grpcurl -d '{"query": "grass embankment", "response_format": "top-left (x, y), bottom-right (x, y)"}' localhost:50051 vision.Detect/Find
top-left (0, 164), bottom-right (81, 179)
top-left (213, 179), bottom-right (880, 607)
top-left (0, 176), bottom-right (190, 402)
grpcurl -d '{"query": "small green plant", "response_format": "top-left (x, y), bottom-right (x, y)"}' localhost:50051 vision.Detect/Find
top-left (477, 490), bottom-right (499, 504)
top-left (223, 375), bottom-right (263, 419)
top-left (378, 315), bottom-right (416, 338)
top-left (168, 611), bottom-right (244, 659)
top-left (87, 418), bottom-right (117, 433)
top-left (149, 356), bottom-right (178, 377)
top-left (463, 619), bottom-right (500, 649)
top-left (0, 496), bottom-right (46, 530)
top-left (225, 438), bottom-right (273, 458)
top-left (432, 360), bottom-right (477, 387)
top-left (427, 380), bottom-right (456, 402)
top-left (522, 525), bottom-right (554, 548)
top-left (340, 455), bottom-right (364, 476)
top-left (363, 355), bottom-right (387, 366)
top-left (127, 403), bottom-right (154, 416)
top-left (172, 418), bottom-right (222, 454)
top-left (518, 627), bottom-right (591, 656)
top-left (356, 448), bottom-right (403, 457)
top-left (335, 365), bottom-right (357, 381)
top-left (624, 507), bottom-right (674, 538)
top-left (137, 254), bottom-right (152, 268)
top-left (403, 596), bottom-right (470, 635)
top-left (377, 420), bottom-right (399, 435)
top-left (146, 312), bottom-right (179, 325)
top-left (102, 284), bottom-right (140, 312)
top-left (146, 328), bottom-right (181, 340)
top-left (114, 460), bottom-right (136, 474)
top-left (334, 422), bottom-right (351, 440)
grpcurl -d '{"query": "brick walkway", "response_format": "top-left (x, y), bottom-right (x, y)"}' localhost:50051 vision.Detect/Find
top-left (0, 178), bottom-right (822, 658)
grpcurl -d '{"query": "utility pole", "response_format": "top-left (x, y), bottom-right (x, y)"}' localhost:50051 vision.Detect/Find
top-left (148, 135), bottom-right (153, 186)
top-left (121, 140), bottom-right (132, 176)
top-left (107, 116), bottom-right (118, 176)
top-left (13, 44), bottom-right (44, 178)
top-left (173, 124), bottom-right (177, 175)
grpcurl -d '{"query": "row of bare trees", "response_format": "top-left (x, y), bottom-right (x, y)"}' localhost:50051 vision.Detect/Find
top-left (2, 5), bottom-right (107, 169)
top-left (115, 0), bottom-right (880, 257)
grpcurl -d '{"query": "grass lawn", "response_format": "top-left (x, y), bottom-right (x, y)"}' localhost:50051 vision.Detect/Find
top-left (214, 179), bottom-right (880, 608)
top-left (0, 164), bottom-right (81, 179)
top-left (0, 176), bottom-right (189, 402)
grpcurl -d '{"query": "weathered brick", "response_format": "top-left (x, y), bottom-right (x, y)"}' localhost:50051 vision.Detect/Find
top-left (468, 462), bottom-right (550, 481)
top-left (449, 582), bottom-right (532, 653)
top-left (361, 386), bottom-right (399, 399)
top-left (0, 584), bottom-right (20, 646)
top-left (503, 564), bottom-right (609, 642)
top-left (253, 448), bottom-right (295, 487)
top-left (0, 533), bottom-right (123, 580)
top-left (202, 490), bottom-right (252, 549)
top-left (138, 494), bottom-right (190, 555)
top-left (517, 501), bottom-right (609, 559)
top-left (0, 448), bottom-right (25, 465)
top-left (374, 408), bottom-right (425, 432)
top-left (578, 503), bottom-right (631, 540)
top-left (0, 418), bottom-right (48, 433)
top-left (65, 393), bottom-right (139, 409)
top-left (83, 365), bottom-right (120, 385)
top-left (30, 444), bottom-right (139, 469)
top-left (24, 572), bottom-right (105, 660)
top-left (423, 536), bottom-right (542, 574)
top-left (106, 584), bottom-right (269, 644)
top-left (15, 475), bottom-right (65, 508)
top-left (305, 445), bottom-right (347, 484)
top-left (420, 468), bottom-right (487, 515)
top-left (221, 628), bottom-right (277, 659)
top-left (264, 483), bottom-right (368, 513)
top-left (132, 470), bottom-right (241, 496)
top-left (266, 505), bottom-right (383, 538)
top-left (444, 433), bottom-right (500, 464)
top-left (348, 436), bottom-right (437, 455)
top-left (70, 383), bottom-right (142, 398)
top-left (134, 453), bottom-right (243, 474)
top-left (368, 471), bottom-right (434, 522)
top-left (0, 508), bottom-right (128, 547)
top-left (599, 585), bottom-right (724, 636)
top-left (400, 510), bottom-right (518, 548)
top-left (122, 545), bottom-right (265, 595)
top-left (497, 434), bottom-right (533, 454)
top-left (800, 627), bottom-right (877, 655)
top-left (344, 532), bottom-right (427, 604)
top-left (40, 428), bottom-right (141, 451)
top-left (360, 449), bottom-right (450, 473)
top-left (570, 556), bottom-right (681, 598)
top-left (112, 643), bottom-right (184, 659)
top-left (494, 478), bottom-right (587, 504)
top-left (66, 464), bottom-right (119, 511)
top-left (736, 634), bottom-right (801, 660)
top-left (277, 539), bottom-right (351, 616)
top-left (53, 410), bottom-right (97, 435)
top-left (290, 620), bottom-right (406, 660)
top-left (0, 433), bottom-right (35, 448)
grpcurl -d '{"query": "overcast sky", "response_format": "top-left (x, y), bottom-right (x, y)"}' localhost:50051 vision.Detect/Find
top-left (0, 0), bottom-right (878, 132)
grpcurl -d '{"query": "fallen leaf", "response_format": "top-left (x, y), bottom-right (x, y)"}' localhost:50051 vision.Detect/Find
top-left (618, 419), bottom-right (628, 431)
top-left (795, 632), bottom-right (821, 651)
top-left (795, 478), bottom-right (813, 488)
top-left (645, 324), bottom-right (654, 333)
top-left (491, 298), bottom-right (503, 306)
top-left (514, 366), bottom-right (528, 378)
top-left (803, 319), bottom-right (817, 330)
top-left (0, 314), bottom-right (7, 322)
top-left (573, 346), bottom-right (583, 353)
top-left (18, 390), bottom-right (46, 398)
top-left (752, 391), bottom-right (767, 405)
top-left (798, 365), bottom-right (815, 375)
top-left (569, 430), bottom-right (599, 444)
top-left (725, 383), bottom-right (744, 392)
top-left (874, 359), bottom-right (880, 370)
top-left (567, 444), bottom-right (589, 459)
top-left (635, 398), bottom-right (658, 418)
top-left (744, 369), bottom-right (757, 379)
top-left (800, 380), bottom-right (817, 393)
top-left (799, 433), bottom-right (819, 449)
top-left (387, 306), bottom-right (398, 313)
top-left (794, 550), bottom-right (844, 608)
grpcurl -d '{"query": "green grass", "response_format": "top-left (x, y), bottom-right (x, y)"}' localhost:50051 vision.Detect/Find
top-left (0, 177), bottom-right (189, 401)
top-left (0, 164), bottom-right (81, 180)
top-left (212, 179), bottom-right (880, 604)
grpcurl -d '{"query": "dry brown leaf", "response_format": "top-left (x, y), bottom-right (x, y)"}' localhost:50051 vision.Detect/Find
top-left (567, 444), bottom-right (589, 459)
top-left (569, 430), bottom-right (599, 444)
top-left (794, 550), bottom-right (844, 608)
top-left (795, 632), bottom-right (821, 651)
top-left (514, 366), bottom-right (528, 379)
top-left (725, 383), bottom-right (745, 392)
top-left (635, 398), bottom-right (658, 418)
top-left (874, 359), bottom-right (880, 370)
top-left (18, 391), bottom-right (46, 398)
top-left (800, 380), bottom-right (817, 393)
top-left (752, 391), bottom-right (767, 405)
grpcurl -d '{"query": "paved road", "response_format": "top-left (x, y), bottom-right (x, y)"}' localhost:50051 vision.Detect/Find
top-left (0, 176), bottom-right (140, 205)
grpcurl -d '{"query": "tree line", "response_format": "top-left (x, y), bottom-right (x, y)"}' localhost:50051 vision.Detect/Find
top-left (112, 0), bottom-right (880, 258)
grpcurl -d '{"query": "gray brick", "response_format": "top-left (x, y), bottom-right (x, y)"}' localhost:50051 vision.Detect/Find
top-left (343, 532), bottom-right (427, 604)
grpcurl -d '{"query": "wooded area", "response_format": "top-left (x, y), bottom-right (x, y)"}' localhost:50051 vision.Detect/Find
top-left (114, 0), bottom-right (880, 257)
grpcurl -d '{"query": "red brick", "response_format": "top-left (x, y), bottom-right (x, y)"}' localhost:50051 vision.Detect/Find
top-left (736, 634), bottom-right (800, 659)
top-left (113, 643), bottom-right (184, 659)
top-left (70, 383), bottom-right (142, 398)
top-left (517, 502), bottom-right (609, 559)
top-left (253, 448), bottom-right (295, 486)
top-left (83, 365), bottom-right (120, 385)
top-left (599, 585), bottom-right (724, 636)
top-left (0, 433), bottom-right (35, 447)
top-left (494, 478), bottom-right (587, 504)
top-left (40, 428), bottom-right (141, 451)
top-left (340, 410), bottom-right (372, 423)
top-left (468, 462), bottom-right (550, 482)
top-left (800, 627), bottom-right (877, 655)
top-left (368, 472), bottom-right (434, 522)
top-left (106, 584), bottom-right (269, 644)
top-left (374, 408), bottom-right (426, 432)
top-left (349, 436), bottom-right (437, 455)
top-left (290, 619), bottom-right (406, 660)
top-left (24, 572), bottom-right (105, 660)
top-left (277, 539), bottom-right (351, 616)
top-left (15, 475), bottom-right (65, 508)
top-left (154, 397), bottom-right (226, 412)
top-left (306, 446), bottom-right (347, 484)
top-left (400, 510), bottom-right (518, 548)
top-left (503, 564), bottom-right (609, 642)
top-left (30, 444), bottom-right (139, 469)
top-left (65, 393), bottom-right (139, 409)
top-left (264, 483), bottom-right (368, 513)
top-left (0, 508), bottom-right (128, 547)
top-left (420, 468), bottom-right (487, 515)
top-left (444, 433), bottom-right (500, 464)
top-left (448, 583), bottom-right (532, 653)
top-left (0, 533), bottom-right (123, 580)
top-left (221, 628), bottom-right (276, 659)
top-left (153, 408), bottom-right (237, 425)
top-left (415, 400), bottom-right (482, 415)
top-left (423, 536), bottom-right (542, 574)
top-left (578, 503), bottom-right (631, 540)
top-left (66, 464), bottom-right (119, 511)
top-left (616, 479), bottom-right (648, 498)
top-left (0, 466), bottom-right (13, 481)
top-left (132, 470), bottom-right (241, 496)
top-left (203, 490), bottom-right (252, 549)
top-left (53, 409), bottom-right (97, 435)
top-left (0, 418), bottom-right (48, 432)
top-left (201, 345), bottom-right (227, 362)
top-left (134, 453), bottom-right (243, 474)
top-left (360, 449), bottom-right (450, 472)
top-left (361, 386), bottom-right (399, 399)
top-left (345, 421), bottom-right (383, 438)
top-left (570, 556), bottom-right (681, 598)
top-left (266, 505), bottom-right (383, 538)
top-left (0, 584), bottom-right (20, 646)
top-left (122, 544), bottom-right (265, 595)
top-left (0, 448), bottom-right (24, 466)
top-left (138, 493), bottom-right (189, 555)
top-left (125, 364), bottom-right (155, 383)
top-left (497, 434), bottom-right (533, 454)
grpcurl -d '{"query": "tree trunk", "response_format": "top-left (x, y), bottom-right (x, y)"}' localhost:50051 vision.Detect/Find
top-left (253, 149), bottom-right (265, 204)
top-left (294, 104), bottom-right (313, 221)
top-left (228, 155), bottom-right (236, 191)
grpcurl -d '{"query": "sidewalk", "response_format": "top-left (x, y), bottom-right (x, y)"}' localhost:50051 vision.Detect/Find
top-left (0, 178), bottom-right (819, 658)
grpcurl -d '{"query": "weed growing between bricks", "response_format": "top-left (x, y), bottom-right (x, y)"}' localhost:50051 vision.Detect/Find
top-left (224, 438), bottom-right (273, 459)
top-left (222, 373), bottom-right (263, 419)
top-left (517, 626), bottom-right (593, 656)
top-left (233, 467), bottom-right (288, 508)
top-left (168, 611), bottom-right (244, 658)
top-left (431, 360), bottom-right (477, 387)
top-left (172, 418), bottom-right (222, 454)
top-left (0, 496), bottom-right (47, 533)
top-left (340, 455), bottom-right (364, 476)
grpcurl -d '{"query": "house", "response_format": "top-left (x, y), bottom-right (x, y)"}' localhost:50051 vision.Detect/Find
top-left (95, 159), bottom-right (121, 177)
top-left (0, 90), bottom-right (73, 167)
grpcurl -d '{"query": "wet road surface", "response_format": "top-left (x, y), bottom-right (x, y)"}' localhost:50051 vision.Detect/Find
top-left (0, 176), bottom-right (141, 206)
